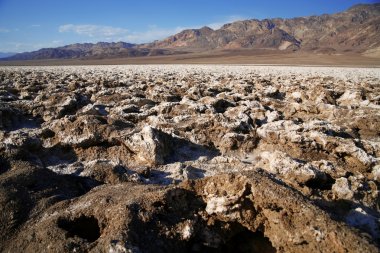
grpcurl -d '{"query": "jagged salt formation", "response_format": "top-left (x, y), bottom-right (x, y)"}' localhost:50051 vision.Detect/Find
top-left (0, 65), bottom-right (379, 252)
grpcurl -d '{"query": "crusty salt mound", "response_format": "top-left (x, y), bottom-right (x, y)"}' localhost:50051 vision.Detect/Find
top-left (1, 65), bottom-right (379, 252)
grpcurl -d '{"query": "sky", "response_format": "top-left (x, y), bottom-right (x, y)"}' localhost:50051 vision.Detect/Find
top-left (0, 0), bottom-right (379, 53)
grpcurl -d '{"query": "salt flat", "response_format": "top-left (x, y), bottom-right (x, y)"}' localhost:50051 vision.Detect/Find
top-left (2, 64), bottom-right (380, 80)
top-left (0, 65), bottom-right (379, 252)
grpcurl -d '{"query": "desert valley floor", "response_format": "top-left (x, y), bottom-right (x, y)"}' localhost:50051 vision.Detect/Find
top-left (1, 65), bottom-right (380, 252)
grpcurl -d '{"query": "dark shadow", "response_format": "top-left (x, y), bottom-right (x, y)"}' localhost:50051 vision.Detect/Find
top-left (305, 173), bottom-right (335, 191)
top-left (0, 165), bottom-right (101, 247)
top-left (142, 127), bottom-right (219, 165)
top-left (93, 104), bottom-right (108, 115)
top-left (126, 187), bottom-right (277, 253)
top-left (127, 188), bottom-right (206, 253)
top-left (0, 105), bottom-right (42, 131)
top-left (56, 93), bottom-right (90, 119)
top-left (0, 156), bottom-right (11, 174)
top-left (164, 135), bottom-right (220, 164)
top-left (57, 215), bottom-right (100, 242)
top-left (314, 198), bottom-right (380, 245)
top-left (268, 91), bottom-right (285, 100)
top-left (325, 129), bottom-right (353, 139)
top-left (212, 99), bottom-right (235, 113)
top-left (0, 90), bottom-right (18, 102)
top-left (39, 144), bottom-right (78, 167)
top-left (1, 166), bottom-right (100, 201)
top-left (201, 229), bottom-right (276, 253)
top-left (147, 169), bottom-right (176, 185)
top-left (148, 167), bottom-right (206, 185)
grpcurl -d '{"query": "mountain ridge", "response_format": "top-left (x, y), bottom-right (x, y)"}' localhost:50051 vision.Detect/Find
top-left (4, 42), bottom-right (188, 61)
top-left (143, 3), bottom-right (380, 53)
top-left (0, 52), bottom-right (17, 59)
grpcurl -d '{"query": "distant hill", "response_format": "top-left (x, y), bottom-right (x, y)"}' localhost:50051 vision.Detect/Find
top-left (3, 3), bottom-right (380, 61)
top-left (3, 42), bottom-right (186, 61)
top-left (0, 52), bottom-right (17, 59)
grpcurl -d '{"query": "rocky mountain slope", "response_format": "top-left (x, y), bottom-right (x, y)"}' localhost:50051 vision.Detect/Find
top-left (0, 65), bottom-right (380, 252)
top-left (3, 3), bottom-right (379, 61)
top-left (145, 3), bottom-right (380, 53)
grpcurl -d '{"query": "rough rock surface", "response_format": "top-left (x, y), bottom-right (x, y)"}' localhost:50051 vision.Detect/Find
top-left (0, 65), bottom-right (379, 252)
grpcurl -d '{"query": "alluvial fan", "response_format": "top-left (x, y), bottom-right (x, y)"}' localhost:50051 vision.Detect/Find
top-left (0, 65), bottom-right (379, 252)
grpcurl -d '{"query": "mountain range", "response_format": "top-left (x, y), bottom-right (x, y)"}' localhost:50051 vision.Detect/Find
top-left (0, 52), bottom-right (17, 59)
top-left (3, 3), bottom-right (380, 61)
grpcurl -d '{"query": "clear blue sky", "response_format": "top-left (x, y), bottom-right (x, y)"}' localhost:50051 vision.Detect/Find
top-left (0, 0), bottom-right (378, 52)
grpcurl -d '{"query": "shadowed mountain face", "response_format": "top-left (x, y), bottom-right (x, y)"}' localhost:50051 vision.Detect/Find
top-left (5, 42), bottom-right (185, 61)
top-left (3, 3), bottom-right (380, 61)
top-left (0, 52), bottom-right (17, 59)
